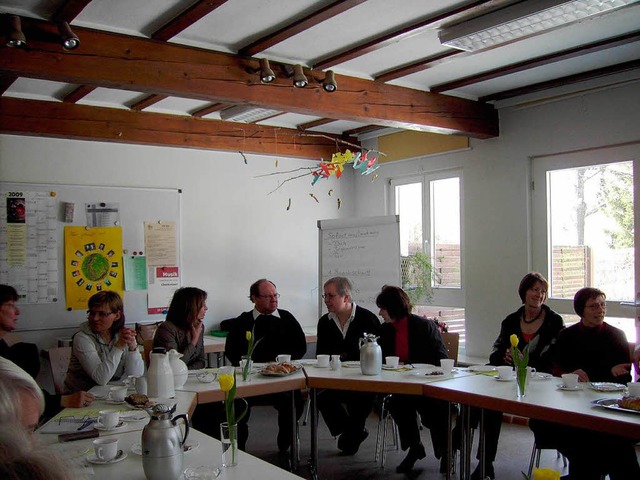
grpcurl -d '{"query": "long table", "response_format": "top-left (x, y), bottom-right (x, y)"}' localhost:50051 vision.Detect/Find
top-left (304, 365), bottom-right (640, 480)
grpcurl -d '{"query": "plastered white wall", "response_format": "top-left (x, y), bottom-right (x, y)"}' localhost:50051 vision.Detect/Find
top-left (0, 136), bottom-right (353, 348)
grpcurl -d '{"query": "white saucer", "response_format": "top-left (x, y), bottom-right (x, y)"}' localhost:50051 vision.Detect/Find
top-left (313, 364), bottom-right (330, 368)
top-left (87, 450), bottom-right (127, 465)
top-left (556, 384), bottom-right (581, 391)
top-left (94, 421), bottom-right (126, 431)
top-left (130, 442), bottom-right (199, 456)
top-left (532, 373), bottom-right (553, 381)
top-left (494, 376), bottom-right (514, 382)
top-left (382, 365), bottom-right (404, 371)
top-left (342, 361), bottom-right (360, 368)
top-left (469, 365), bottom-right (497, 373)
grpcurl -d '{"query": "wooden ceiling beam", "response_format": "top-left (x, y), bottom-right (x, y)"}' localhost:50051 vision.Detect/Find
top-left (2, 19), bottom-right (498, 138)
top-left (298, 118), bottom-right (336, 131)
top-left (0, 97), bottom-right (346, 160)
top-left (62, 85), bottom-right (96, 103)
top-left (52, 0), bottom-right (93, 23)
top-left (375, 51), bottom-right (463, 83)
top-left (151, 0), bottom-right (231, 41)
top-left (130, 94), bottom-right (168, 111)
top-left (481, 59), bottom-right (640, 102)
top-left (191, 102), bottom-right (230, 118)
top-left (432, 30), bottom-right (640, 93)
top-left (238, 0), bottom-right (366, 57)
top-left (313, 0), bottom-right (492, 70)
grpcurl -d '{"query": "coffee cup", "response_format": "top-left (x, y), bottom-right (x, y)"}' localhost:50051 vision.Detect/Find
top-left (316, 354), bottom-right (330, 368)
top-left (108, 385), bottom-right (127, 402)
top-left (330, 355), bottom-right (342, 371)
top-left (97, 410), bottom-right (120, 429)
top-left (276, 354), bottom-right (291, 363)
top-left (627, 382), bottom-right (640, 397)
top-left (385, 356), bottom-right (400, 368)
top-left (440, 359), bottom-right (455, 374)
top-left (561, 373), bottom-right (579, 389)
top-left (496, 366), bottom-right (513, 380)
top-left (93, 437), bottom-right (119, 461)
top-left (527, 366), bottom-right (537, 379)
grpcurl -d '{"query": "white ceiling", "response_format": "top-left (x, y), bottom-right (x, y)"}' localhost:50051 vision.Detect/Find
top-left (2, 0), bottom-right (640, 137)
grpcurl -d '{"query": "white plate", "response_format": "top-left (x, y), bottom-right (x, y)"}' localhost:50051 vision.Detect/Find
top-left (130, 441), bottom-right (199, 456)
top-left (494, 376), bottom-right (514, 382)
top-left (105, 399), bottom-right (127, 405)
top-left (259, 365), bottom-right (302, 377)
top-left (87, 450), bottom-right (127, 465)
top-left (589, 382), bottom-right (626, 392)
top-left (342, 361), bottom-right (360, 368)
top-left (556, 384), bottom-right (581, 391)
top-left (592, 398), bottom-right (640, 415)
top-left (120, 412), bottom-right (148, 422)
top-left (184, 465), bottom-right (222, 479)
top-left (532, 373), bottom-right (553, 381)
top-left (410, 363), bottom-right (435, 370)
top-left (382, 365), bottom-right (406, 371)
top-left (94, 420), bottom-right (126, 431)
top-left (468, 365), bottom-right (497, 373)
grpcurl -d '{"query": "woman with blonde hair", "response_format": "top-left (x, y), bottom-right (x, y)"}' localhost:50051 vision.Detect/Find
top-left (64, 291), bottom-right (143, 392)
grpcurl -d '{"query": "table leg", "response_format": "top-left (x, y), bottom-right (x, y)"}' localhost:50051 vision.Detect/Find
top-left (460, 404), bottom-right (472, 480)
top-left (478, 409), bottom-right (486, 480)
top-left (446, 401), bottom-right (452, 480)
top-left (291, 390), bottom-right (299, 471)
top-left (309, 388), bottom-right (318, 480)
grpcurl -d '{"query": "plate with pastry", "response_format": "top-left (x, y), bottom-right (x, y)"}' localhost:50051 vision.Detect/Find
top-left (259, 362), bottom-right (301, 377)
top-left (592, 397), bottom-right (640, 415)
top-left (124, 393), bottom-right (157, 410)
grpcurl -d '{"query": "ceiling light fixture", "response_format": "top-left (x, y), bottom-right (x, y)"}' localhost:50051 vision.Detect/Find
top-left (219, 105), bottom-right (281, 123)
top-left (6, 15), bottom-right (26, 48)
top-left (58, 21), bottom-right (80, 50)
top-left (439, 0), bottom-right (639, 52)
top-left (322, 70), bottom-right (337, 92)
top-left (259, 58), bottom-right (276, 83)
top-left (292, 64), bottom-right (308, 88)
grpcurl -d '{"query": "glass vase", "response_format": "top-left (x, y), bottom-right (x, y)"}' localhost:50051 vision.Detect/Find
top-left (220, 422), bottom-right (238, 467)
top-left (240, 355), bottom-right (252, 382)
top-left (516, 367), bottom-right (528, 398)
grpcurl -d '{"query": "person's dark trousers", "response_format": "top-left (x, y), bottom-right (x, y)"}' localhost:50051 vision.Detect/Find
top-left (317, 389), bottom-right (375, 437)
top-left (531, 420), bottom-right (640, 480)
top-left (248, 391), bottom-right (304, 452)
top-left (390, 394), bottom-right (450, 459)
top-left (191, 401), bottom-right (250, 451)
top-left (452, 407), bottom-right (503, 462)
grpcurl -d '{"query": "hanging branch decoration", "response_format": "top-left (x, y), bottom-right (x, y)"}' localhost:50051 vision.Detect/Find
top-left (311, 149), bottom-right (380, 186)
top-left (309, 193), bottom-right (319, 203)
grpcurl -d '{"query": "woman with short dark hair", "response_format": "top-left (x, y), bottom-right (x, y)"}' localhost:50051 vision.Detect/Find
top-left (376, 285), bottom-right (453, 474)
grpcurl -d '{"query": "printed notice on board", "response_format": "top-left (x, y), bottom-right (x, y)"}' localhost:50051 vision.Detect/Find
top-left (148, 266), bottom-right (180, 314)
top-left (144, 221), bottom-right (176, 267)
top-left (0, 191), bottom-right (58, 304)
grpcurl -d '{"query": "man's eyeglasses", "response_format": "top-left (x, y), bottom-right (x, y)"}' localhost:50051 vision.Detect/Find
top-left (257, 294), bottom-right (280, 299)
top-left (586, 302), bottom-right (606, 310)
top-left (87, 310), bottom-right (116, 318)
top-left (322, 293), bottom-right (339, 299)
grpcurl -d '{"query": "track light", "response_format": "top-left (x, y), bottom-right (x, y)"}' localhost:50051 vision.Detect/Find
top-left (259, 58), bottom-right (276, 83)
top-left (6, 15), bottom-right (26, 48)
top-left (58, 21), bottom-right (80, 50)
top-left (292, 64), bottom-right (308, 88)
top-left (322, 70), bottom-right (337, 92)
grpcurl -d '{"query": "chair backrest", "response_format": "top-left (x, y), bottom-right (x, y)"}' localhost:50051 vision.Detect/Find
top-left (135, 321), bottom-right (162, 345)
top-left (48, 346), bottom-right (72, 395)
top-left (441, 332), bottom-right (460, 364)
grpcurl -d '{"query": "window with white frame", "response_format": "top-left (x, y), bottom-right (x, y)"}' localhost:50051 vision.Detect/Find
top-left (531, 144), bottom-right (639, 343)
top-left (391, 171), bottom-right (466, 346)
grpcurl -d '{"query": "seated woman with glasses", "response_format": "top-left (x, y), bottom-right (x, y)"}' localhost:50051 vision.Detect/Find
top-left (64, 291), bottom-right (143, 392)
top-left (530, 287), bottom-right (640, 479)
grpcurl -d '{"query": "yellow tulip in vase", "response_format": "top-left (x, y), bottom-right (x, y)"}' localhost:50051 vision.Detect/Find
top-left (218, 371), bottom-right (248, 467)
top-left (241, 329), bottom-right (261, 382)
top-left (510, 334), bottom-right (530, 399)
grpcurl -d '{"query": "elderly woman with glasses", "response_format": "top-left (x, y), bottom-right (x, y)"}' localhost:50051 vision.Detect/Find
top-left (64, 291), bottom-right (143, 393)
top-left (530, 287), bottom-right (640, 479)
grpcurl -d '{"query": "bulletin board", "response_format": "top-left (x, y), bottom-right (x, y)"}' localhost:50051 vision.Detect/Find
top-left (318, 215), bottom-right (401, 317)
top-left (0, 182), bottom-right (181, 331)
